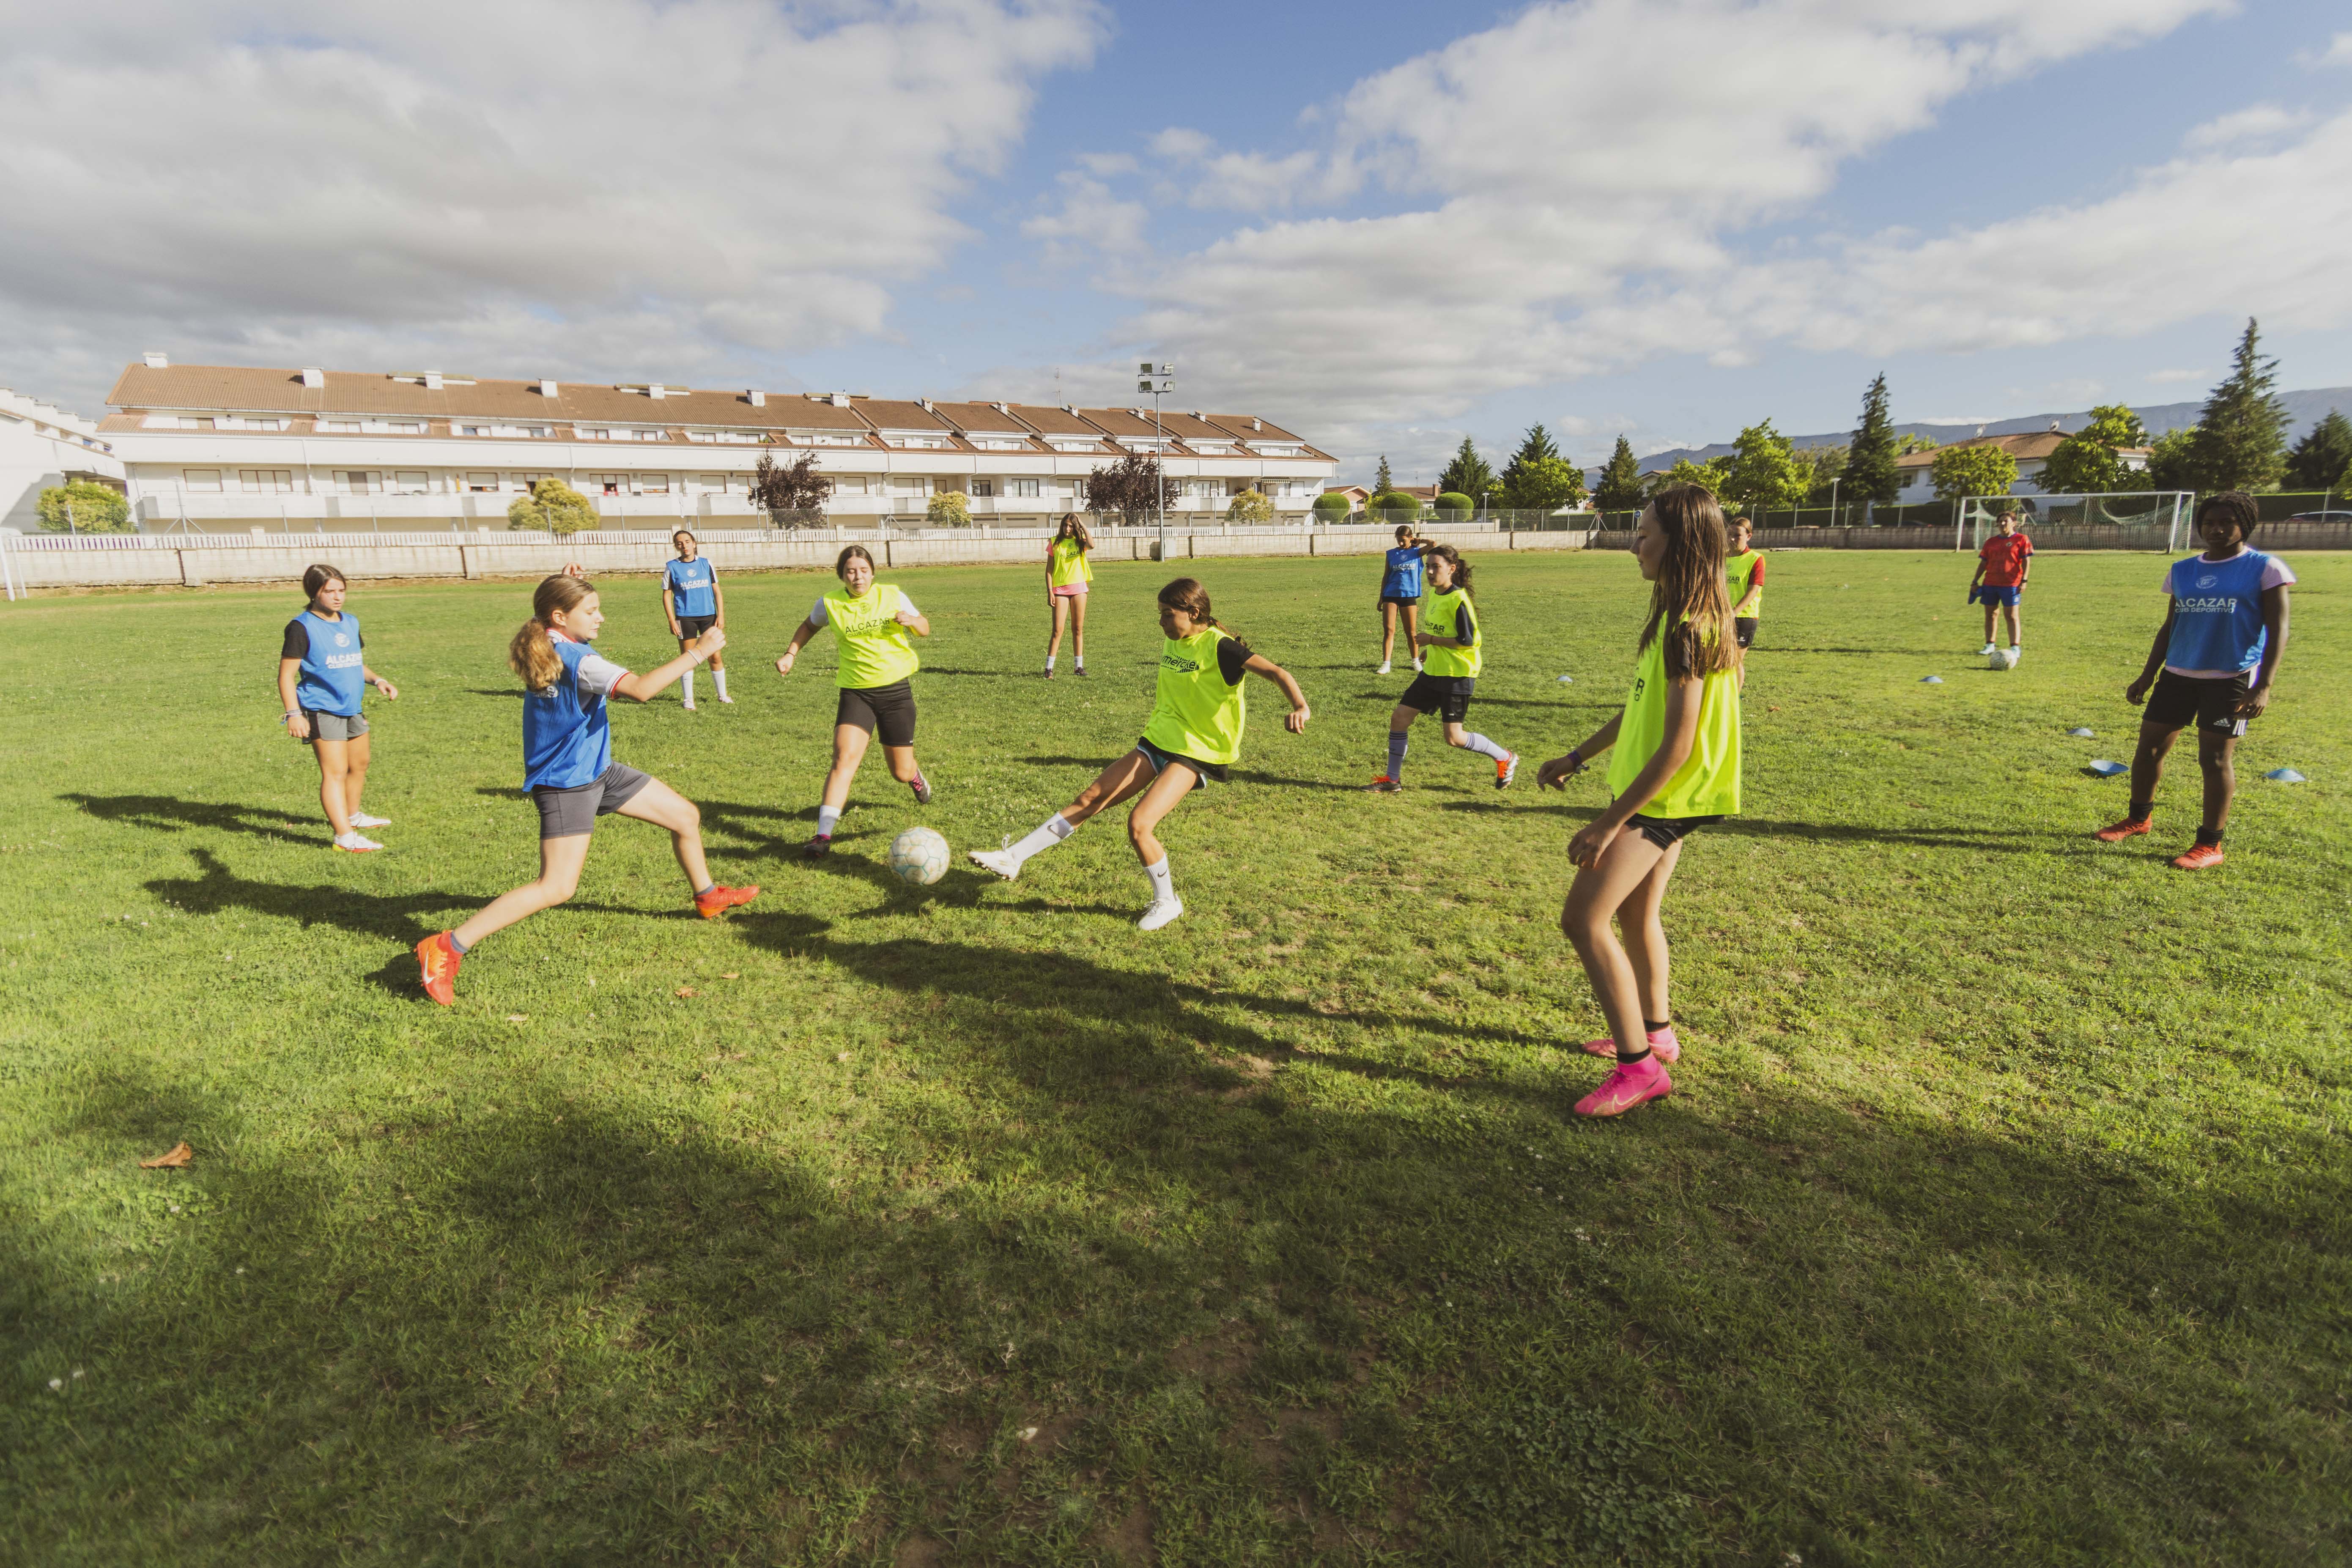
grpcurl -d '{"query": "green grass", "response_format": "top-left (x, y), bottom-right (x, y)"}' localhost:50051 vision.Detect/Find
top-left (2, 550), bottom-right (2347, 1566)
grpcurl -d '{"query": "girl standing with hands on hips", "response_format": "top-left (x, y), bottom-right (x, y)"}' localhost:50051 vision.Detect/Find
top-left (1043, 513), bottom-right (1093, 678)
top-left (414, 574), bottom-right (757, 1005)
top-left (775, 545), bottom-right (934, 855)
top-left (278, 564), bottom-right (400, 853)
top-left (1538, 485), bottom-right (1742, 1118)
top-left (662, 529), bottom-right (728, 709)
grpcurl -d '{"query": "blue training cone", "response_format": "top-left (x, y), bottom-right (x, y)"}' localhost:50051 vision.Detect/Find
top-left (2067, 727), bottom-right (2095, 738)
top-left (2265, 768), bottom-right (2307, 783)
top-left (2086, 759), bottom-right (2128, 777)
top-left (1920, 675), bottom-right (1944, 685)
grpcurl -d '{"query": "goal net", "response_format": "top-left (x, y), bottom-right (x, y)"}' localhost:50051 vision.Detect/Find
top-left (1960, 492), bottom-right (2193, 552)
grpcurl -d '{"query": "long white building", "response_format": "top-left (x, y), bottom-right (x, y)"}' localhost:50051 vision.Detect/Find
top-left (101, 357), bottom-right (1337, 531)
top-left (1, 389), bottom-right (123, 532)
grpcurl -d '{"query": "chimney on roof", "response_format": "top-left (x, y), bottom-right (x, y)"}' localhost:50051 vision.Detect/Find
top-left (747, 389), bottom-right (765, 407)
top-left (918, 398), bottom-right (934, 412)
top-left (300, 367), bottom-right (325, 389)
top-left (992, 402), bottom-right (1009, 415)
top-left (422, 370), bottom-right (444, 390)
top-left (537, 378), bottom-right (559, 397)
top-left (647, 384), bottom-right (668, 400)
top-left (829, 393), bottom-right (851, 408)
top-left (143, 351), bottom-right (169, 369)
top-left (1249, 418), bottom-right (1261, 432)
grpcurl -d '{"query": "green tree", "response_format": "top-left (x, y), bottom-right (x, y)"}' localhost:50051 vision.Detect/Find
top-left (1719, 419), bottom-right (1810, 513)
top-left (1591, 435), bottom-right (1645, 513)
top-left (750, 451), bottom-right (832, 526)
top-left (2182, 317), bottom-right (2290, 491)
top-left (1225, 489), bottom-right (1275, 524)
top-left (507, 477), bottom-right (597, 535)
top-left (1796, 444), bottom-right (1848, 507)
top-left (1436, 437), bottom-right (1493, 501)
top-left (927, 489), bottom-right (972, 527)
top-left (1498, 424), bottom-right (1562, 502)
top-left (1081, 452), bottom-right (1177, 524)
top-left (1434, 491), bottom-right (1475, 521)
top-left (1846, 372), bottom-right (1900, 506)
top-left (2040, 404), bottom-right (2154, 494)
top-left (1897, 431), bottom-right (1941, 456)
top-left (2146, 427), bottom-right (2199, 492)
top-left (2283, 409), bottom-right (2352, 493)
top-left (1369, 490), bottom-right (1422, 521)
top-left (1928, 443), bottom-right (2018, 504)
top-left (1312, 490), bottom-right (1354, 522)
top-left (1501, 455), bottom-right (1584, 513)
top-left (1374, 455), bottom-right (1393, 493)
top-left (1643, 457), bottom-right (1731, 499)
top-left (36, 480), bottom-right (132, 532)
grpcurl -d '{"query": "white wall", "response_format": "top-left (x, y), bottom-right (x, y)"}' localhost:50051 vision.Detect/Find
top-left (0, 392), bottom-right (123, 532)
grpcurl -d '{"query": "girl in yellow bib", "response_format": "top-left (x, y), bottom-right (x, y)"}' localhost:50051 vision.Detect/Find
top-left (1363, 543), bottom-right (1519, 792)
top-left (968, 577), bottom-right (1310, 930)
top-left (773, 544), bottom-right (933, 856)
top-left (1042, 513), bottom-right (1094, 678)
top-left (1536, 484), bottom-right (1742, 1118)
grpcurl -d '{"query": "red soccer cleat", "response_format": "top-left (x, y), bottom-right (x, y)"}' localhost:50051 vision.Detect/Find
top-left (2094, 817), bottom-right (2153, 843)
top-left (694, 883), bottom-right (760, 918)
top-left (416, 931), bottom-right (461, 1006)
top-left (2170, 844), bottom-right (2226, 871)
top-left (1363, 774), bottom-right (1401, 793)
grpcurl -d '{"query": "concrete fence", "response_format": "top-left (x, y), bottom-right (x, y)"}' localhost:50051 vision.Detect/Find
top-left (1, 523), bottom-right (1591, 592)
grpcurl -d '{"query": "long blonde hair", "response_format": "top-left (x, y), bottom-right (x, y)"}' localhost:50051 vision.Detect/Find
top-left (1054, 513), bottom-right (1093, 553)
top-left (510, 573), bottom-right (594, 694)
top-left (1640, 485), bottom-right (1740, 679)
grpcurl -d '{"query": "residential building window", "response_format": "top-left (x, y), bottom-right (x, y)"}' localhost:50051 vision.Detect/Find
top-left (143, 414), bottom-right (211, 429)
top-left (392, 472), bottom-right (431, 494)
top-left (970, 479), bottom-right (995, 498)
top-left (595, 474), bottom-right (627, 496)
top-left (889, 476), bottom-right (930, 496)
top-left (969, 437), bottom-right (1025, 451)
top-left (318, 420), bottom-right (361, 433)
top-left (366, 420), bottom-right (426, 435)
top-left (699, 473), bottom-right (728, 491)
top-left (339, 471), bottom-right (377, 494)
top-left (465, 472), bottom-right (497, 492)
top-left (641, 474), bottom-right (670, 494)
top-left (685, 429), bottom-right (762, 444)
top-left (182, 469), bottom-right (223, 491)
top-left (514, 472), bottom-right (553, 491)
top-left (1008, 478), bottom-right (1040, 498)
top-left (832, 476), bottom-right (871, 495)
top-left (238, 469), bottom-right (296, 493)
top-left (806, 433), bottom-right (861, 447)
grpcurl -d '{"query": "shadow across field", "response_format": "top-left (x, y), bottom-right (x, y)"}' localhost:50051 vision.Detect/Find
top-left (65, 793), bottom-right (318, 841)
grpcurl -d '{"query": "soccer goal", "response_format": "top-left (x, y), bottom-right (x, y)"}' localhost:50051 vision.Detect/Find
top-left (1958, 492), bottom-right (2193, 553)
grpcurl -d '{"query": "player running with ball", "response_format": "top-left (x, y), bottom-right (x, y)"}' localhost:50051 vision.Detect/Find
top-left (968, 578), bottom-right (1310, 931)
top-left (414, 573), bottom-right (757, 1005)
top-left (775, 545), bottom-right (934, 856)
top-left (1538, 484), bottom-right (1742, 1118)
top-left (1364, 543), bottom-right (1518, 792)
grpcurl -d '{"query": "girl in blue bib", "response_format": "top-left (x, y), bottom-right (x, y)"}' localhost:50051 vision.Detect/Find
top-left (276, 563), bottom-right (400, 852)
top-left (663, 530), bottom-right (728, 709)
top-left (414, 573), bottom-right (758, 1006)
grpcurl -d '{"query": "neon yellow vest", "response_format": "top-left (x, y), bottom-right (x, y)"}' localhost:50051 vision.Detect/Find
top-left (1048, 538), bottom-right (1093, 588)
top-left (821, 583), bottom-right (920, 689)
top-left (1727, 550), bottom-right (1763, 618)
top-left (1606, 627), bottom-right (1741, 817)
top-left (1421, 587), bottom-right (1481, 677)
top-left (1142, 627), bottom-right (1247, 765)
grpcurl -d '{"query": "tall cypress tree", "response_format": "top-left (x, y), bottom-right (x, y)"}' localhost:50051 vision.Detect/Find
top-left (1437, 436), bottom-right (1494, 499)
top-left (2186, 318), bottom-right (2290, 491)
top-left (1374, 455), bottom-right (1393, 493)
top-left (2284, 409), bottom-right (2352, 493)
top-left (1846, 372), bottom-right (1899, 507)
top-left (1592, 435), bottom-right (1645, 513)
top-left (1499, 424), bottom-right (1560, 497)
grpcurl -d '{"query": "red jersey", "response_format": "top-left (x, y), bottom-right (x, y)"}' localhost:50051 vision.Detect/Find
top-left (1978, 533), bottom-right (2033, 587)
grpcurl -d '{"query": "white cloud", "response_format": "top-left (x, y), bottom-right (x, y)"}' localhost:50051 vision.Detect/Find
top-left (2315, 32), bottom-right (2352, 66)
top-left (1021, 171), bottom-right (1149, 263)
top-left (2146, 367), bottom-right (2211, 384)
top-left (0, 0), bottom-right (1104, 410)
top-left (2182, 104), bottom-right (2312, 150)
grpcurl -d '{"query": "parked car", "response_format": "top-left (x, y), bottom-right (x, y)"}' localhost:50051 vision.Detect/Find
top-left (2286, 510), bottom-right (2352, 523)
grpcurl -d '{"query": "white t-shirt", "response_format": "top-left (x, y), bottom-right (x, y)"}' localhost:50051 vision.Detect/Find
top-left (549, 629), bottom-right (630, 696)
top-left (808, 592), bottom-right (918, 627)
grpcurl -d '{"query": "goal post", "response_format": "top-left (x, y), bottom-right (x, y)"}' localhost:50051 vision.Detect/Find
top-left (1959, 492), bottom-right (2193, 553)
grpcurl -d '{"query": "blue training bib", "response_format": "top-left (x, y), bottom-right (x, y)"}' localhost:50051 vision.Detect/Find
top-left (666, 558), bottom-right (717, 618)
top-left (521, 639), bottom-right (614, 790)
top-left (1382, 546), bottom-right (1424, 598)
top-left (294, 610), bottom-right (366, 716)
top-left (2165, 551), bottom-right (2276, 673)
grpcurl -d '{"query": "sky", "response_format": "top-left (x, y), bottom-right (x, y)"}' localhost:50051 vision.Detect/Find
top-left (2, 0), bottom-right (2349, 485)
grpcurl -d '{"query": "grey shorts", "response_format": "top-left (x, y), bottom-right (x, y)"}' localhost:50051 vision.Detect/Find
top-left (301, 710), bottom-right (369, 742)
top-left (532, 762), bottom-right (653, 839)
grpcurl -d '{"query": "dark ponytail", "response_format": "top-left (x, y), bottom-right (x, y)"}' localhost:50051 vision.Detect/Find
top-left (301, 563), bottom-right (346, 609)
top-left (1420, 541), bottom-right (1474, 599)
top-left (1157, 577), bottom-right (1226, 633)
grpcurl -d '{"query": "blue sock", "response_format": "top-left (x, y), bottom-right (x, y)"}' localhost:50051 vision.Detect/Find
top-left (1387, 732), bottom-right (1409, 781)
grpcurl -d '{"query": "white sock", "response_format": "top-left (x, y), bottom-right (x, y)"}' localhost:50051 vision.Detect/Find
top-left (1462, 732), bottom-right (1510, 762)
top-left (1045, 655), bottom-right (1056, 670)
top-left (1074, 656), bottom-right (1084, 669)
top-left (816, 804), bottom-right (841, 837)
top-left (712, 668), bottom-right (728, 700)
top-left (1143, 855), bottom-right (1176, 903)
top-left (1009, 813), bottom-right (1075, 864)
top-left (683, 670), bottom-right (696, 705)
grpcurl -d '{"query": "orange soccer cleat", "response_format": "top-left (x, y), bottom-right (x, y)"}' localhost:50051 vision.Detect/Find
top-left (1363, 774), bottom-right (1402, 793)
top-left (2094, 816), bottom-right (2153, 843)
top-left (415, 931), bottom-right (461, 1006)
top-left (694, 883), bottom-right (761, 918)
top-left (2170, 844), bottom-right (2226, 871)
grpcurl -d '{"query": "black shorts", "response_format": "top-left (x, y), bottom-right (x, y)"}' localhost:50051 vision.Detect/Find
top-left (1631, 812), bottom-right (1723, 850)
top-left (532, 761), bottom-right (653, 839)
top-left (675, 614), bottom-right (716, 639)
top-left (2144, 669), bottom-right (2252, 738)
top-left (1133, 735), bottom-right (1227, 784)
top-left (1379, 594), bottom-right (1421, 610)
top-left (1399, 672), bottom-right (1475, 724)
top-left (837, 679), bottom-right (917, 746)
top-left (1734, 617), bottom-right (1757, 650)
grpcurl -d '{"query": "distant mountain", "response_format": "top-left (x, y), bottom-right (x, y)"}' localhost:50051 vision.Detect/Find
top-left (1613, 386), bottom-right (2352, 475)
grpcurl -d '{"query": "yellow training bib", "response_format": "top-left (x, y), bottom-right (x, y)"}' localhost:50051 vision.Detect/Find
top-left (821, 583), bottom-right (920, 689)
top-left (1142, 627), bottom-right (1247, 765)
top-left (1605, 628), bottom-right (1741, 818)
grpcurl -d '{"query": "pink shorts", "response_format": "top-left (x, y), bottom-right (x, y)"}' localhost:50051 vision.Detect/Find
top-left (1050, 584), bottom-right (1088, 598)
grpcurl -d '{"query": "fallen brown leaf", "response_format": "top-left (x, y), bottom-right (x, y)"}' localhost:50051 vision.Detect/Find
top-left (675, 987), bottom-right (699, 998)
top-left (140, 1142), bottom-right (194, 1169)
top-left (720, 972), bottom-right (739, 980)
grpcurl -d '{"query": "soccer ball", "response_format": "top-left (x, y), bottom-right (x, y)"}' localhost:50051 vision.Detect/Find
top-left (1987, 646), bottom-right (2021, 671)
top-left (888, 825), bottom-right (950, 885)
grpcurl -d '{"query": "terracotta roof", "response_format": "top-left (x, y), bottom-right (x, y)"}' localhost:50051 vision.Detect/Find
top-left (1205, 415), bottom-right (1306, 443)
top-left (929, 400), bottom-right (1035, 436)
top-left (853, 398), bottom-right (953, 433)
top-left (1893, 431), bottom-right (2078, 469)
top-left (1016, 405), bottom-right (1113, 439)
top-left (1074, 406), bottom-right (1178, 439)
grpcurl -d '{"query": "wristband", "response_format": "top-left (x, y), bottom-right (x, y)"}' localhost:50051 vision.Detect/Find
top-left (1568, 748), bottom-right (1583, 771)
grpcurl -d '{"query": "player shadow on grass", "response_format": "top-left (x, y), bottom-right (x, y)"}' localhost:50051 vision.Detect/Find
top-left (64, 792), bottom-right (319, 841)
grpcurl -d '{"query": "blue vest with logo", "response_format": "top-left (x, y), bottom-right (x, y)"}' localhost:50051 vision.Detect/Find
top-left (294, 610), bottom-right (366, 715)
top-left (1382, 546), bottom-right (1425, 599)
top-left (665, 557), bottom-right (717, 618)
top-left (2165, 550), bottom-right (2276, 674)
top-left (521, 637), bottom-right (614, 790)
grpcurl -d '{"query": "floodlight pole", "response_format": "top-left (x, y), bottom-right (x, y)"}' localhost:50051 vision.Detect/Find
top-left (1138, 361), bottom-right (1175, 560)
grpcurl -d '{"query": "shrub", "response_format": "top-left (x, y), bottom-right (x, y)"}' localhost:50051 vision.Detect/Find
top-left (1434, 491), bottom-right (1474, 521)
top-left (36, 480), bottom-right (132, 533)
top-left (1225, 489), bottom-right (1275, 524)
top-left (1368, 490), bottom-right (1421, 521)
top-left (1312, 491), bottom-right (1353, 521)
top-left (927, 489), bottom-right (972, 527)
top-left (1928, 444), bottom-right (2020, 504)
top-left (507, 478), bottom-right (597, 535)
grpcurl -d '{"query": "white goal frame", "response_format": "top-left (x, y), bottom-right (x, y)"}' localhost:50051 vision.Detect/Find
top-left (1957, 492), bottom-right (2193, 553)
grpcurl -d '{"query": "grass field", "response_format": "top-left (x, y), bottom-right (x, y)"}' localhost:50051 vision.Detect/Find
top-left (2, 548), bottom-right (2347, 1566)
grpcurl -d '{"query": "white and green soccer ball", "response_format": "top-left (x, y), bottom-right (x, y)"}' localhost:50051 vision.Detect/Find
top-left (888, 825), bottom-right (951, 885)
top-left (1987, 646), bottom-right (2022, 671)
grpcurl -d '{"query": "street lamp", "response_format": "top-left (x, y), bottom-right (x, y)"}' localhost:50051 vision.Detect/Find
top-left (1138, 362), bottom-right (1173, 559)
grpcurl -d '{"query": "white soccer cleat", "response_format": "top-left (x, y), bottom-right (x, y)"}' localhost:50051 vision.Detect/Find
top-left (1412, 658), bottom-right (1424, 672)
top-left (1137, 898), bottom-right (1184, 932)
top-left (968, 847), bottom-right (1021, 881)
top-left (348, 812), bottom-right (392, 828)
top-left (333, 832), bottom-right (384, 853)
top-left (1376, 661), bottom-right (1392, 674)
top-left (683, 700), bottom-right (697, 712)
top-left (2008, 647), bottom-right (2024, 665)
top-left (1979, 641), bottom-right (1996, 656)
top-left (716, 694), bottom-right (733, 705)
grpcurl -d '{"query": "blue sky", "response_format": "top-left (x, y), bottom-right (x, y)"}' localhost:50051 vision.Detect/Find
top-left (3, 1), bottom-right (2349, 482)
